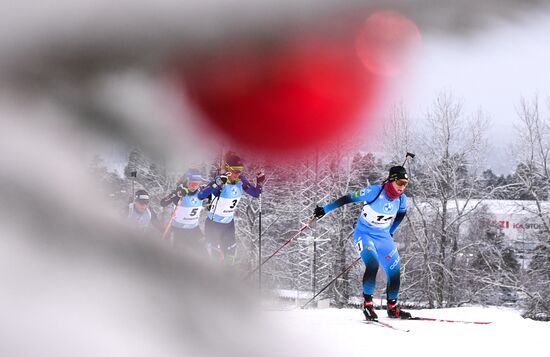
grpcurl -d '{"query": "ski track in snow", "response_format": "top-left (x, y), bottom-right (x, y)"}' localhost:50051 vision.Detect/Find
top-left (264, 306), bottom-right (549, 357)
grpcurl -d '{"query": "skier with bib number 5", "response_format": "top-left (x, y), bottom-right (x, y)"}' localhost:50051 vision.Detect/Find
top-left (198, 152), bottom-right (265, 265)
top-left (313, 165), bottom-right (411, 320)
top-left (160, 169), bottom-right (207, 254)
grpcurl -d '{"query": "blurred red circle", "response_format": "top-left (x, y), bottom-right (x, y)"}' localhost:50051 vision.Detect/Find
top-left (356, 10), bottom-right (421, 77)
top-left (173, 33), bottom-right (381, 154)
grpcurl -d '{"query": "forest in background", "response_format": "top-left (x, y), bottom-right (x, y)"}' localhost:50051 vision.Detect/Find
top-left (91, 93), bottom-right (550, 320)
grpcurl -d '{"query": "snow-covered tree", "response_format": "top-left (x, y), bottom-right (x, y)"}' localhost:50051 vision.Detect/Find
top-left (461, 208), bottom-right (521, 306)
top-left (511, 96), bottom-right (550, 319)
top-left (386, 92), bottom-right (493, 307)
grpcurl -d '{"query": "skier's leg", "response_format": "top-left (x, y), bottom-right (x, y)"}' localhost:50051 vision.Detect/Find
top-left (173, 226), bottom-right (206, 255)
top-left (205, 219), bottom-right (224, 261)
top-left (375, 235), bottom-right (410, 318)
top-left (355, 231), bottom-right (379, 320)
top-left (355, 232), bottom-right (379, 297)
top-left (188, 226), bottom-right (208, 257)
top-left (374, 235), bottom-right (401, 301)
top-left (220, 220), bottom-right (237, 265)
top-left (172, 227), bottom-right (186, 250)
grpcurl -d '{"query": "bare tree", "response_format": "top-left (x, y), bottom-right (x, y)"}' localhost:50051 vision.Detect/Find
top-left (391, 92), bottom-right (492, 307)
top-left (512, 96), bottom-right (550, 319)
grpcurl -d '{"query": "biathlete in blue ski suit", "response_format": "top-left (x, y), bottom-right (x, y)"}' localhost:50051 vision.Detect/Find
top-left (198, 152), bottom-right (265, 264)
top-left (314, 165), bottom-right (412, 320)
top-left (160, 169), bottom-right (206, 254)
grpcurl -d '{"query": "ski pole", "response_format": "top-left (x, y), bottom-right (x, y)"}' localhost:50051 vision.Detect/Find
top-left (160, 195), bottom-right (184, 240)
top-left (245, 216), bottom-right (318, 279)
top-left (258, 192), bottom-right (262, 290)
top-left (130, 170), bottom-right (137, 199)
top-left (301, 256), bottom-right (361, 309)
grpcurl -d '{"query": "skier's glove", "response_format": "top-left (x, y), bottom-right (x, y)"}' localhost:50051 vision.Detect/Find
top-left (313, 206), bottom-right (326, 219)
top-left (256, 172), bottom-right (266, 187)
top-left (176, 184), bottom-right (189, 197)
top-left (215, 175), bottom-right (228, 187)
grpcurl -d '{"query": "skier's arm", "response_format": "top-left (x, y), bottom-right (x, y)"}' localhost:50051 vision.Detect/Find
top-left (241, 175), bottom-right (262, 197)
top-left (313, 194), bottom-right (357, 219)
top-left (389, 211), bottom-right (406, 235)
top-left (161, 184), bottom-right (191, 207)
top-left (390, 194), bottom-right (408, 235)
top-left (198, 179), bottom-right (222, 200)
top-left (323, 194), bottom-right (356, 214)
top-left (323, 188), bottom-right (373, 214)
top-left (160, 191), bottom-right (179, 207)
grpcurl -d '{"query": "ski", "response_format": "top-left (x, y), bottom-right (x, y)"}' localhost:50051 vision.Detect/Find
top-left (408, 316), bottom-right (492, 325)
top-left (363, 320), bottom-right (410, 332)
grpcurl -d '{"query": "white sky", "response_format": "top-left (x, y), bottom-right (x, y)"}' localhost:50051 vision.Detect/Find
top-left (397, 13), bottom-right (550, 174)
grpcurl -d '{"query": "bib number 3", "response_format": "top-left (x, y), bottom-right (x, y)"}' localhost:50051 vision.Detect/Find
top-left (213, 197), bottom-right (241, 217)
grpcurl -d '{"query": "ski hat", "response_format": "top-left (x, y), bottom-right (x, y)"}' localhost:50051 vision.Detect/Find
top-left (388, 166), bottom-right (408, 182)
top-left (134, 189), bottom-right (150, 203)
top-left (224, 151), bottom-right (244, 169)
top-left (185, 168), bottom-right (203, 182)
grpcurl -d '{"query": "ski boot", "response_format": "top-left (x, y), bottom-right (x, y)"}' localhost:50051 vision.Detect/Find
top-left (387, 300), bottom-right (411, 319)
top-left (362, 294), bottom-right (378, 321)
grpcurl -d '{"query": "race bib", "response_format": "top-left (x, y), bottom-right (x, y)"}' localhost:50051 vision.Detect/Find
top-left (211, 197), bottom-right (241, 217)
top-left (174, 206), bottom-right (203, 225)
top-left (355, 240), bottom-right (363, 253)
top-left (360, 204), bottom-right (395, 228)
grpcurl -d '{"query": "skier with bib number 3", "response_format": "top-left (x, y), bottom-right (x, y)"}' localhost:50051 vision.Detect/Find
top-left (313, 165), bottom-right (411, 320)
top-left (198, 152), bottom-right (265, 265)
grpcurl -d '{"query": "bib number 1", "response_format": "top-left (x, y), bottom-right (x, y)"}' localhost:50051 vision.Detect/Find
top-left (361, 204), bottom-right (395, 228)
top-left (356, 240), bottom-right (363, 253)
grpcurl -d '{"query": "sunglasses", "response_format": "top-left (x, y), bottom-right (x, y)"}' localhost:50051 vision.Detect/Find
top-left (395, 179), bottom-right (409, 187)
top-left (226, 166), bottom-right (243, 174)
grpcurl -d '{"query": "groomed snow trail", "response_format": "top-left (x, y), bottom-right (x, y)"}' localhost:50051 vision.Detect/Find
top-left (265, 306), bottom-right (549, 357)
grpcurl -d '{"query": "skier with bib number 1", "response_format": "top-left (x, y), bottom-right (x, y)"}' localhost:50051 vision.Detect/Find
top-left (198, 152), bottom-right (265, 265)
top-left (313, 165), bottom-right (411, 320)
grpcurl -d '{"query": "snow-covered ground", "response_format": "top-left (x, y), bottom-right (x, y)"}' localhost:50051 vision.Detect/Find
top-left (264, 306), bottom-right (549, 357)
